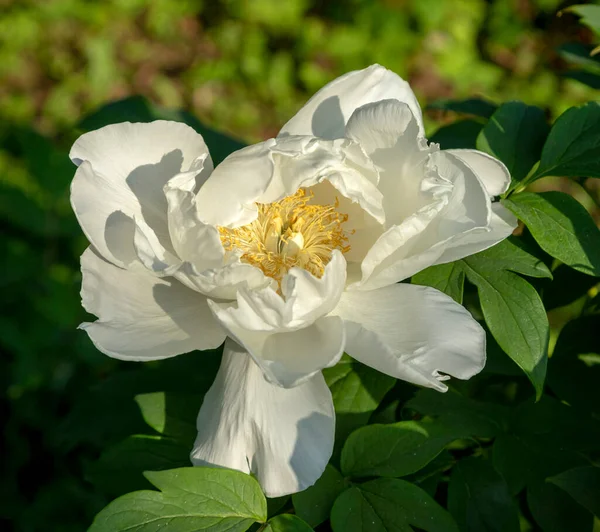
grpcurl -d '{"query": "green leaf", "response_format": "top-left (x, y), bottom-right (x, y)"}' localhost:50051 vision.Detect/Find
top-left (476, 101), bottom-right (549, 184)
top-left (429, 120), bottom-right (483, 149)
top-left (527, 480), bottom-right (594, 532)
top-left (464, 236), bottom-right (552, 279)
top-left (462, 256), bottom-right (549, 399)
top-left (448, 457), bottom-right (520, 532)
top-left (341, 420), bottom-right (461, 479)
top-left (557, 43), bottom-right (600, 73)
top-left (503, 191), bottom-right (600, 276)
top-left (135, 392), bottom-right (201, 445)
top-left (412, 262), bottom-right (465, 303)
top-left (323, 355), bottom-right (395, 448)
top-left (88, 467), bottom-right (267, 532)
top-left (531, 101), bottom-right (600, 180)
top-left (79, 96), bottom-right (247, 165)
top-left (406, 388), bottom-right (509, 438)
top-left (492, 433), bottom-right (587, 496)
top-left (86, 434), bottom-right (190, 496)
top-left (566, 4), bottom-right (600, 36)
top-left (428, 98), bottom-right (497, 118)
top-left (547, 315), bottom-right (600, 416)
top-left (292, 465), bottom-right (348, 527)
top-left (548, 466), bottom-right (600, 517)
top-left (542, 265), bottom-right (598, 310)
top-left (264, 514), bottom-right (313, 531)
top-left (330, 479), bottom-right (459, 532)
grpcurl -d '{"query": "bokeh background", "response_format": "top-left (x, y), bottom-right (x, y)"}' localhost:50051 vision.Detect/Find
top-left (1, 1), bottom-right (598, 530)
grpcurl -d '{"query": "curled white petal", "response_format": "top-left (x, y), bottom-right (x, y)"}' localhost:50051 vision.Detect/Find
top-left (279, 64), bottom-right (423, 139)
top-left (331, 283), bottom-right (486, 391)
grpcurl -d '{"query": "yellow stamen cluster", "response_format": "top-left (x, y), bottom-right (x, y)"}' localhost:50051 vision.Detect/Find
top-left (219, 189), bottom-right (350, 283)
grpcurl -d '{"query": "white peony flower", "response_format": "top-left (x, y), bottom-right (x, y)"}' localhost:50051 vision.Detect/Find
top-left (70, 65), bottom-right (517, 498)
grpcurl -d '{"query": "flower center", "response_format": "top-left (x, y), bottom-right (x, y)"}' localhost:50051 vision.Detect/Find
top-left (218, 189), bottom-right (350, 283)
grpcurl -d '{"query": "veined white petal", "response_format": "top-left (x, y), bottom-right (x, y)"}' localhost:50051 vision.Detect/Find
top-left (331, 284), bottom-right (486, 391)
top-left (279, 64), bottom-right (423, 139)
top-left (70, 121), bottom-right (212, 267)
top-left (446, 149), bottom-right (511, 196)
top-left (191, 339), bottom-right (335, 497)
top-left (80, 247), bottom-right (225, 360)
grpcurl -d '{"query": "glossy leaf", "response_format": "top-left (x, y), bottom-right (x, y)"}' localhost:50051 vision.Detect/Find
top-left (476, 101), bottom-right (549, 184)
top-left (462, 257), bottom-right (548, 399)
top-left (503, 191), bottom-right (600, 276)
top-left (88, 467), bottom-right (267, 532)
top-left (448, 457), bottom-right (519, 532)
top-left (331, 479), bottom-right (459, 532)
top-left (292, 465), bottom-right (348, 527)
top-left (264, 514), bottom-right (314, 531)
top-left (531, 101), bottom-right (600, 180)
top-left (412, 262), bottom-right (465, 303)
top-left (323, 356), bottom-right (395, 448)
top-left (341, 420), bottom-right (461, 479)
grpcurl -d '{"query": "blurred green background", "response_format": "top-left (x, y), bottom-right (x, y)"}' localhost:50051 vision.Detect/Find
top-left (1, 0), bottom-right (598, 530)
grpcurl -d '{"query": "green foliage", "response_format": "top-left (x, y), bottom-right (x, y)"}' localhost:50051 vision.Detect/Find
top-left (88, 468), bottom-right (267, 532)
top-left (476, 101), bottom-right (549, 185)
top-left (330, 479), bottom-right (459, 532)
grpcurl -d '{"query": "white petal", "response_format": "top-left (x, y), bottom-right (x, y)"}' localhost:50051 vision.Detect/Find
top-left (195, 140), bottom-right (277, 228)
top-left (345, 99), bottom-right (432, 227)
top-left (354, 150), bottom-right (492, 290)
top-left (80, 247), bottom-right (225, 360)
top-left (279, 64), bottom-right (423, 139)
top-left (331, 284), bottom-right (486, 391)
top-left (70, 121), bottom-right (212, 267)
top-left (196, 135), bottom-right (384, 228)
top-left (432, 203), bottom-right (518, 265)
top-left (446, 149), bottom-right (511, 196)
top-left (164, 171), bottom-right (225, 271)
top-left (191, 339), bottom-right (335, 497)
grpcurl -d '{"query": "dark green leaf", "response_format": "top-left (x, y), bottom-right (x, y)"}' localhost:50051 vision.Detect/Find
top-left (292, 465), bottom-right (348, 527)
top-left (406, 388), bottom-right (509, 438)
top-left (86, 434), bottom-right (190, 496)
top-left (547, 315), bottom-right (600, 416)
top-left (492, 433), bottom-right (586, 496)
top-left (448, 457), bottom-right (519, 532)
top-left (264, 514), bottom-right (313, 531)
top-left (79, 96), bottom-right (247, 165)
top-left (412, 262), bottom-right (465, 303)
top-left (135, 392), bottom-right (201, 445)
top-left (527, 480), bottom-right (594, 532)
top-left (503, 191), bottom-right (600, 276)
top-left (429, 120), bottom-right (483, 149)
top-left (428, 98), bottom-right (497, 119)
top-left (88, 467), bottom-right (267, 532)
top-left (462, 259), bottom-right (548, 399)
top-left (464, 236), bottom-right (552, 279)
top-left (323, 355), bottom-right (395, 449)
top-left (531, 101), bottom-right (600, 180)
top-left (476, 101), bottom-right (549, 184)
top-left (557, 43), bottom-right (600, 73)
top-left (548, 466), bottom-right (600, 517)
top-left (542, 265), bottom-right (598, 310)
top-left (563, 70), bottom-right (600, 90)
top-left (330, 479), bottom-right (459, 532)
top-left (341, 420), bottom-right (461, 479)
